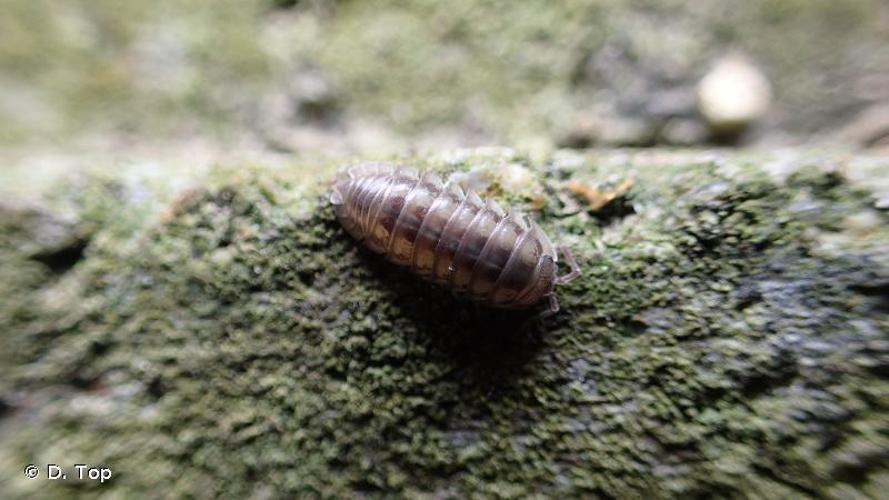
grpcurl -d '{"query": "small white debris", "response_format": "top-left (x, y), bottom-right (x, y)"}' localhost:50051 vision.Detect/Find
top-left (450, 162), bottom-right (539, 197)
top-left (697, 54), bottom-right (772, 134)
top-left (498, 163), bottom-right (536, 193)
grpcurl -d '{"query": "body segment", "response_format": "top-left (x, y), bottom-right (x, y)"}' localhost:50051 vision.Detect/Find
top-left (330, 163), bottom-right (579, 310)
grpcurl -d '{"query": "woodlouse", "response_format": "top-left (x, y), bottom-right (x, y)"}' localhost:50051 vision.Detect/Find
top-left (329, 163), bottom-right (581, 313)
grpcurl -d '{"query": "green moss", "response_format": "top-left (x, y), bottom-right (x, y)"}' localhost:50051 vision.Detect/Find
top-left (1, 150), bottom-right (886, 498)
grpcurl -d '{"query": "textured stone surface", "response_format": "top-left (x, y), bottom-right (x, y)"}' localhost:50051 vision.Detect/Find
top-left (1, 149), bottom-right (886, 498)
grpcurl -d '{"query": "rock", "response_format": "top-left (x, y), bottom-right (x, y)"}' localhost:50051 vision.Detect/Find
top-left (0, 203), bottom-right (89, 274)
top-left (558, 113), bottom-right (659, 148)
top-left (697, 54), bottom-right (772, 137)
top-left (1, 149), bottom-right (887, 498)
top-left (644, 87), bottom-right (698, 119)
top-left (598, 115), bottom-right (659, 146)
top-left (254, 68), bottom-right (344, 152)
top-left (287, 69), bottom-right (340, 124)
top-left (838, 102), bottom-right (889, 151)
top-left (498, 163), bottom-right (537, 193)
top-left (660, 118), bottom-right (709, 146)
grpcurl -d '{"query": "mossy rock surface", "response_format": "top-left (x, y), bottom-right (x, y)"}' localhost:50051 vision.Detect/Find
top-left (1, 149), bottom-right (887, 498)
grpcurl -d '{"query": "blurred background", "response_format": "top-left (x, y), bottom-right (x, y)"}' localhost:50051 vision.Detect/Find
top-left (2, 0), bottom-right (888, 182)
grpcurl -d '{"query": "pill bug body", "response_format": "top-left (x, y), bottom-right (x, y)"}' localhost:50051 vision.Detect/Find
top-left (330, 163), bottom-right (580, 311)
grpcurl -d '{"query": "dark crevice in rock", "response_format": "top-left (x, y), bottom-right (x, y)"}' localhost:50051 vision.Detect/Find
top-left (829, 449), bottom-right (889, 485)
top-left (146, 377), bottom-right (166, 400)
top-left (850, 277), bottom-right (889, 313)
top-left (591, 198), bottom-right (637, 225)
top-left (29, 237), bottom-right (89, 274)
top-left (69, 372), bottom-right (103, 391)
top-left (751, 462), bottom-right (821, 497)
top-left (850, 280), bottom-right (889, 298)
top-left (0, 397), bottom-right (10, 419)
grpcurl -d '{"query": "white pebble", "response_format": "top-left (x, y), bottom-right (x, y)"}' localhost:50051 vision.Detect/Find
top-left (697, 54), bottom-right (771, 133)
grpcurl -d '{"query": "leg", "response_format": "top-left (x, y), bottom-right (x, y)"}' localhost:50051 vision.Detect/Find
top-left (537, 293), bottom-right (560, 320)
top-left (517, 294), bottom-right (560, 335)
top-left (555, 246), bottom-right (581, 285)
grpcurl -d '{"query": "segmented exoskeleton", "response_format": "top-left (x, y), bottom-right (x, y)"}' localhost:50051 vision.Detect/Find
top-left (330, 163), bottom-right (580, 313)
